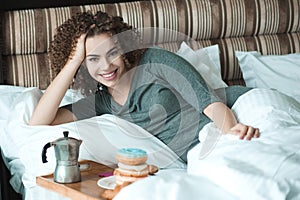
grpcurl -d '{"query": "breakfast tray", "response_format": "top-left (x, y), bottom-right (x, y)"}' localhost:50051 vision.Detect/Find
top-left (36, 160), bottom-right (114, 200)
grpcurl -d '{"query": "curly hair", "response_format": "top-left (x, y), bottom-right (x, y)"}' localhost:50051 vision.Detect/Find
top-left (49, 11), bottom-right (145, 96)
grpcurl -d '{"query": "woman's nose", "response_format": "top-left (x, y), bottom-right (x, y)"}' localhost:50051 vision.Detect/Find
top-left (100, 57), bottom-right (111, 69)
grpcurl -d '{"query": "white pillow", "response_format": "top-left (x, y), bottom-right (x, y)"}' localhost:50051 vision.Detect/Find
top-left (232, 88), bottom-right (300, 132)
top-left (0, 85), bottom-right (29, 120)
top-left (235, 51), bottom-right (300, 102)
top-left (8, 87), bottom-right (43, 123)
top-left (7, 87), bottom-right (84, 124)
top-left (177, 42), bottom-right (228, 89)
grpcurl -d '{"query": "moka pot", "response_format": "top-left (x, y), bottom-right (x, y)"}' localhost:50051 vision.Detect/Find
top-left (42, 131), bottom-right (82, 183)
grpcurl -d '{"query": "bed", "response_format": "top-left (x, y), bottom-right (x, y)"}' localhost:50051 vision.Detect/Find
top-left (1, 0), bottom-right (300, 199)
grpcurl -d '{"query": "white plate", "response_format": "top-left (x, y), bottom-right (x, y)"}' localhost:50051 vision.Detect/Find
top-left (97, 176), bottom-right (116, 190)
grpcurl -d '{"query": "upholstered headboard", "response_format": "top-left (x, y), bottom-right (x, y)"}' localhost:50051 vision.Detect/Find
top-left (1, 0), bottom-right (299, 89)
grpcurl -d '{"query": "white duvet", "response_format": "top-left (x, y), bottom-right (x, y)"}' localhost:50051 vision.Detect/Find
top-left (1, 86), bottom-right (300, 200)
top-left (188, 89), bottom-right (300, 200)
top-left (115, 88), bottom-right (300, 200)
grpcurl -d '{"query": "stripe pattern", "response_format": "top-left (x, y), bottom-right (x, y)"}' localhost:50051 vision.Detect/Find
top-left (0, 0), bottom-right (300, 88)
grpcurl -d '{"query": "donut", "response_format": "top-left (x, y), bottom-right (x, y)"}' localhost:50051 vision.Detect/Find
top-left (116, 148), bottom-right (148, 165)
top-left (115, 162), bottom-right (149, 177)
top-left (114, 166), bottom-right (149, 177)
top-left (101, 148), bottom-right (158, 200)
top-left (114, 173), bottom-right (147, 185)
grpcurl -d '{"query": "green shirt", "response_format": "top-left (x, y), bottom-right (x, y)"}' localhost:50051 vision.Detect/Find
top-left (65, 47), bottom-right (251, 162)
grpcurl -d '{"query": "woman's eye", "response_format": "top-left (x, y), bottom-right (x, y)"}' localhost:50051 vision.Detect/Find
top-left (108, 49), bottom-right (120, 58)
top-left (88, 57), bottom-right (99, 62)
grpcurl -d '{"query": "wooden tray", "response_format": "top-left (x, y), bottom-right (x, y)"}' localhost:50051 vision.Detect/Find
top-left (36, 160), bottom-right (114, 200)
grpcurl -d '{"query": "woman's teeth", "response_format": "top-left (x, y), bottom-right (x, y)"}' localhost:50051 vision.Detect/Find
top-left (102, 71), bottom-right (115, 78)
top-left (100, 69), bottom-right (117, 80)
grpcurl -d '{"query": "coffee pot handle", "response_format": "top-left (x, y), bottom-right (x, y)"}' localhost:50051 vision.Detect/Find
top-left (42, 142), bottom-right (52, 163)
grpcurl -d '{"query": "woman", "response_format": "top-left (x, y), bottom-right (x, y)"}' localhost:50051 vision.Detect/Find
top-left (29, 11), bottom-right (259, 162)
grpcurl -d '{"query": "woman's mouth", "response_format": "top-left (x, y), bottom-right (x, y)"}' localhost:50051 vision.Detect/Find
top-left (100, 69), bottom-right (118, 81)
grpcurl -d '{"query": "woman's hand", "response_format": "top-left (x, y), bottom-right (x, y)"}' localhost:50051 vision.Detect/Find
top-left (204, 102), bottom-right (260, 140)
top-left (227, 123), bottom-right (260, 140)
top-left (67, 33), bottom-right (87, 66)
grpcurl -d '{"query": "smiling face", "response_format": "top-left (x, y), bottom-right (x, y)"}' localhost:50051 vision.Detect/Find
top-left (85, 33), bottom-right (127, 90)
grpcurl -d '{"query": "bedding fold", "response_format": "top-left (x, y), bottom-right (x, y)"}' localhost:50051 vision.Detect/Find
top-left (187, 89), bottom-right (300, 200)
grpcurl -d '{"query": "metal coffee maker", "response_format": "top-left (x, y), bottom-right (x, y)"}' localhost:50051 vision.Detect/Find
top-left (42, 131), bottom-right (82, 183)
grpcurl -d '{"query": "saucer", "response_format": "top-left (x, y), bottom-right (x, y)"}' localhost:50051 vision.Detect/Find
top-left (97, 176), bottom-right (116, 190)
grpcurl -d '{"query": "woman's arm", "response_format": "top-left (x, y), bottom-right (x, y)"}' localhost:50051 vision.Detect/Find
top-left (28, 34), bottom-right (86, 126)
top-left (204, 102), bottom-right (259, 140)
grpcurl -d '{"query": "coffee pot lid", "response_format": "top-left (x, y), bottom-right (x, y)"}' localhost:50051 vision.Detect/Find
top-left (53, 131), bottom-right (82, 146)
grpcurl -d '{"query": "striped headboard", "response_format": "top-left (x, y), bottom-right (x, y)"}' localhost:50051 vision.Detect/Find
top-left (1, 0), bottom-right (299, 89)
